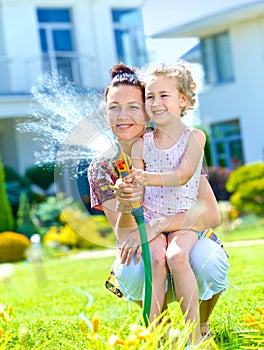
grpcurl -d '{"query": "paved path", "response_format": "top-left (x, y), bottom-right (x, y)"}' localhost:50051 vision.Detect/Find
top-left (68, 239), bottom-right (264, 260)
top-left (224, 239), bottom-right (264, 247)
top-left (68, 248), bottom-right (116, 260)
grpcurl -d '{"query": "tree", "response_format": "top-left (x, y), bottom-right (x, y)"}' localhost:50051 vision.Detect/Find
top-left (0, 155), bottom-right (15, 232)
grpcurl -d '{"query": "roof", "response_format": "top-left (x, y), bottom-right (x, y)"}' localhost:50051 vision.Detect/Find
top-left (153, 1), bottom-right (264, 38)
top-left (180, 43), bottom-right (201, 63)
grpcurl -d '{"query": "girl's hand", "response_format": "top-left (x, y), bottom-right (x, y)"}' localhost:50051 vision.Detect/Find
top-left (124, 169), bottom-right (148, 186)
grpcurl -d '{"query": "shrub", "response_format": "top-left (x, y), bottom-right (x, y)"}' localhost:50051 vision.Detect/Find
top-left (0, 157), bottom-right (15, 232)
top-left (4, 166), bottom-right (32, 218)
top-left (207, 166), bottom-right (231, 201)
top-left (34, 193), bottom-right (82, 227)
top-left (43, 209), bottom-right (115, 249)
top-left (16, 192), bottom-right (38, 238)
top-left (43, 225), bottom-right (80, 248)
top-left (226, 162), bottom-right (264, 216)
top-left (25, 163), bottom-right (55, 192)
top-left (0, 232), bottom-right (31, 262)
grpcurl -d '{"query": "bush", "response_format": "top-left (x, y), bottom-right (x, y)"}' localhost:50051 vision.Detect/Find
top-left (43, 209), bottom-right (115, 249)
top-left (0, 232), bottom-right (31, 262)
top-left (226, 162), bottom-right (264, 216)
top-left (4, 166), bottom-right (31, 218)
top-left (0, 157), bottom-right (15, 232)
top-left (207, 166), bottom-right (231, 201)
top-left (34, 193), bottom-right (82, 228)
top-left (16, 192), bottom-right (39, 238)
top-left (25, 163), bottom-right (55, 192)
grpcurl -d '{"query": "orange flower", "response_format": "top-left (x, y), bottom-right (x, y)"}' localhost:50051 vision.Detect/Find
top-left (91, 316), bottom-right (100, 334)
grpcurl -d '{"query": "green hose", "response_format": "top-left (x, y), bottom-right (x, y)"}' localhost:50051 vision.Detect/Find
top-left (112, 143), bottom-right (152, 326)
top-left (132, 206), bottom-right (152, 326)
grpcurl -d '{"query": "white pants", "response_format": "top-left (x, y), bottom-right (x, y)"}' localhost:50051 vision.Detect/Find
top-left (112, 237), bottom-right (230, 301)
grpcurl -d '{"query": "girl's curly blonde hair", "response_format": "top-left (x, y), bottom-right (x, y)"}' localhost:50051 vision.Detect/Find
top-left (138, 60), bottom-right (196, 117)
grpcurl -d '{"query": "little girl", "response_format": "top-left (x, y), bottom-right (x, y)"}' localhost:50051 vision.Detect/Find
top-left (125, 61), bottom-right (206, 345)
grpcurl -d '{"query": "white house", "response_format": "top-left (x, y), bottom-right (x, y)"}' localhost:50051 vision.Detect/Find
top-left (0, 0), bottom-right (147, 175)
top-left (153, 1), bottom-right (264, 169)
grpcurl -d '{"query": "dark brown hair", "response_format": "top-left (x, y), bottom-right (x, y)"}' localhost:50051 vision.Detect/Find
top-left (105, 63), bottom-right (145, 101)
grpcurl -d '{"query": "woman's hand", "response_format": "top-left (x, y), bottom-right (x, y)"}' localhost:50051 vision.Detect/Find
top-left (120, 229), bottom-right (142, 266)
top-left (114, 178), bottom-right (143, 206)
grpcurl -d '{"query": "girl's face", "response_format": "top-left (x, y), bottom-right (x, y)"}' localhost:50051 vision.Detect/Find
top-left (145, 76), bottom-right (187, 125)
top-left (105, 85), bottom-right (147, 141)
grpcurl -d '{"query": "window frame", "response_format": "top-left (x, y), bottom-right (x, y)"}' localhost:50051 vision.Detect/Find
top-left (201, 31), bottom-right (234, 86)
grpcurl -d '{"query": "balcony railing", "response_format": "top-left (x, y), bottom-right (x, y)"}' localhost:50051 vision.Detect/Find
top-left (0, 53), bottom-right (96, 95)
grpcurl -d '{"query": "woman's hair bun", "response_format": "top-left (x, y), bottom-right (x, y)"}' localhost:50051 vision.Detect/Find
top-left (110, 63), bottom-right (135, 79)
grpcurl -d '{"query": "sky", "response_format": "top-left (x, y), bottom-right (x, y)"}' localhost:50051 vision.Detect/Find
top-left (141, 0), bottom-right (259, 63)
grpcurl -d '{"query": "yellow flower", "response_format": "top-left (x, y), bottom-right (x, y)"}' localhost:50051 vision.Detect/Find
top-left (125, 333), bottom-right (139, 347)
top-left (256, 306), bottom-right (264, 316)
top-left (129, 323), bottom-right (150, 339)
top-left (0, 311), bottom-right (10, 324)
top-left (245, 314), bottom-right (256, 324)
top-left (0, 329), bottom-right (4, 339)
top-left (245, 314), bottom-right (262, 331)
top-left (91, 316), bottom-right (100, 334)
top-left (7, 305), bottom-right (12, 316)
top-left (108, 334), bottom-right (124, 346)
top-left (79, 320), bottom-right (88, 333)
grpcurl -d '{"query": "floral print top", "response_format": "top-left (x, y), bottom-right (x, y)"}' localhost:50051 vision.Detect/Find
top-left (88, 158), bottom-right (118, 211)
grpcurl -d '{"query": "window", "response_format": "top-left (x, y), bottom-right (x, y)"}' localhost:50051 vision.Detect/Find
top-left (112, 9), bottom-right (147, 67)
top-left (37, 8), bottom-right (79, 83)
top-left (210, 119), bottom-right (244, 169)
top-left (201, 32), bottom-right (234, 85)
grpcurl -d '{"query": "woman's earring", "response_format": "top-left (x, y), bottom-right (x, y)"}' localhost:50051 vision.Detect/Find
top-left (145, 120), bottom-right (156, 131)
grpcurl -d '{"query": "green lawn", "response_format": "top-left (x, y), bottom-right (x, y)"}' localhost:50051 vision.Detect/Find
top-left (0, 242), bottom-right (263, 349)
top-left (215, 220), bottom-right (264, 242)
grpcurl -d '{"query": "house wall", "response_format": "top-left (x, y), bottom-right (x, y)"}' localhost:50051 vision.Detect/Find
top-left (0, 0), bottom-right (136, 92)
top-left (199, 16), bottom-right (264, 163)
top-left (0, 0), bottom-right (144, 178)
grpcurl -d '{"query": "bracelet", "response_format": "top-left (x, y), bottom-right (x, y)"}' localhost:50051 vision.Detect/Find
top-left (149, 218), bottom-right (162, 236)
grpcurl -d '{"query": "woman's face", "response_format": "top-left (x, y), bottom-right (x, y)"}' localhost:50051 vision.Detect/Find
top-left (105, 85), bottom-right (147, 141)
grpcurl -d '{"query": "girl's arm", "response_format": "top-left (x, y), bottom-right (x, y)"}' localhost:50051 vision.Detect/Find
top-left (126, 129), bottom-right (206, 187)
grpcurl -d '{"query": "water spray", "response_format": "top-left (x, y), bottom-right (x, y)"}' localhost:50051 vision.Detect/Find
top-left (16, 72), bottom-right (152, 325)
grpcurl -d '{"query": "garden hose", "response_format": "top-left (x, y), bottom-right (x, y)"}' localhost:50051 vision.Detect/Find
top-left (112, 142), bottom-right (152, 326)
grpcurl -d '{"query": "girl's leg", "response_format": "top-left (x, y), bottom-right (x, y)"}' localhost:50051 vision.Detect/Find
top-left (166, 230), bottom-right (202, 344)
top-left (148, 234), bottom-right (168, 323)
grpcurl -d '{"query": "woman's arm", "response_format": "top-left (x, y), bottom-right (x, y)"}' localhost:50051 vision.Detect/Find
top-left (104, 174), bottom-right (220, 265)
top-left (150, 175), bottom-right (220, 233)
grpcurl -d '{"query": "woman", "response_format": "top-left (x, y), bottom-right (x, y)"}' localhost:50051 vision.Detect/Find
top-left (88, 63), bottom-right (229, 337)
